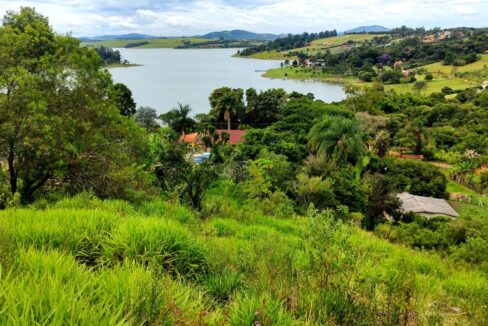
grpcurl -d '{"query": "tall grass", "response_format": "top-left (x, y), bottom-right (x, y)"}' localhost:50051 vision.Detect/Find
top-left (1, 195), bottom-right (488, 324)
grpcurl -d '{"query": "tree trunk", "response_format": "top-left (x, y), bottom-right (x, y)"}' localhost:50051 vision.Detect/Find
top-left (21, 174), bottom-right (51, 204)
top-left (7, 148), bottom-right (17, 195)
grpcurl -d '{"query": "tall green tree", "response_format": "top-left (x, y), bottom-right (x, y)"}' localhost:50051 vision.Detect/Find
top-left (160, 103), bottom-right (196, 135)
top-left (244, 88), bottom-right (287, 127)
top-left (308, 116), bottom-right (367, 166)
top-left (113, 83), bottom-right (136, 116)
top-left (135, 106), bottom-right (159, 131)
top-left (0, 7), bottom-right (150, 202)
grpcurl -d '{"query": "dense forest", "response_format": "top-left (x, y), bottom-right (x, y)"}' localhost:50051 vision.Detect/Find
top-left (1, 8), bottom-right (488, 325)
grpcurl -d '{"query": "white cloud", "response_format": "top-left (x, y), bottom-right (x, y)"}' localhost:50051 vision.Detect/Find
top-left (0, 0), bottom-right (486, 36)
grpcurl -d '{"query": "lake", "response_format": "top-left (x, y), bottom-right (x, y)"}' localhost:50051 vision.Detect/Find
top-left (109, 48), bottom-right (346, 115)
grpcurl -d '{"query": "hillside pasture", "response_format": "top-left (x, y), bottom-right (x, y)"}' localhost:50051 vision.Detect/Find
top-left (284, 34), bottom-right (387, 55)
top-left (384, 77), bottom-right (475, 94)
top-left (422, 54), bottom-right (488, 77)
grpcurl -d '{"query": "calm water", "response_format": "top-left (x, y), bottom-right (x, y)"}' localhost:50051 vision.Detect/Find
top-left (109, 48), bottom-right (346, 115)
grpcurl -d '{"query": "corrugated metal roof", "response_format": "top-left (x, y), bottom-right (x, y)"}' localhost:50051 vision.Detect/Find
top-left (397, 192), bottom-right (459, 218)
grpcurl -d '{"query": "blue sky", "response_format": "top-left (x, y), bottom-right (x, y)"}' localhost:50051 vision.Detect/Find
top-left (1, 0), bottom-right (487, 36)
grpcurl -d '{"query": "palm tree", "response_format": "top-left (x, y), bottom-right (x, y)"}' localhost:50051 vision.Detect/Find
top-left (217, 93), bottom-right (236, 131)
top-left (209, 88), bottom-right (244, 131)
top-left (308, 116), bottom-right (367, 166)
top-left (160, 103), bottom-right (196, 135)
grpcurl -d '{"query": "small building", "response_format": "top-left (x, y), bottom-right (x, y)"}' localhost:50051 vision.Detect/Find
top-left (401, 69), bottom-right (411, 78)
top-left (393, 60), bottom-right (403, 70)
top-left (396, 192), bottom-right (459, 219)
top-left (180, 132), bottom-right (201, 147)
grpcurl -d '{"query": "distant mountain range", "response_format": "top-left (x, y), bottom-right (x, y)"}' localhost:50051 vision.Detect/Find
top-left (79, 26), bottom-right (391, 43)
top-left (78, 30), bottom-right (283, 42)
top-left (344, 25), bottom-right (391, 34)
top-left (199, 30), bottom-right (283, 41)
top-left (78, 33), bottom-right (158, 42)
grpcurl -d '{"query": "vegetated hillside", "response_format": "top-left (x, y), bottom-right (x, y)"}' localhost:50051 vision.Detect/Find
top-left (81, 37), bottom-right (210, 48)
top-left (200, 29), bottom-right (282, 41)
top-left (1, 192), bottom-right (487, 325)
top-left (237, 29), bottom-right (338, 57)
top-left (256, 26), bottom-right (488, 95)
top-left (344, 25), bottom-right (391, 33)
top-left (238, 33), bottom-right (386, 59)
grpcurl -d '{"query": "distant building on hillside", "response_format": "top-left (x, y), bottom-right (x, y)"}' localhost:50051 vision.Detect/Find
top-left (396, 192), bottom-right (459, 219)
top-left (401, 69), bottom-right (411, 77)
top-left (393, 60), bottom-right (403, 70)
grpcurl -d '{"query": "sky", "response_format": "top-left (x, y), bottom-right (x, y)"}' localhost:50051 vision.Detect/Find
top-left (0, 0), bottom-right (487, 37)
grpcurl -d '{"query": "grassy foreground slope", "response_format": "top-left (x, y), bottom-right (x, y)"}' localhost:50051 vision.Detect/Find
top-left (81, 37), bottom-right (209, 48)
top-left (1, 188), bottom-right (487, 325)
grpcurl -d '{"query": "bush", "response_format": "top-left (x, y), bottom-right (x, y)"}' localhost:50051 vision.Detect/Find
top-left (375, 158), bottom-right (448, 198)
top-left (413, 81), bottom-right (427, 90)
top-left (441, 86), bottom-right (454, 95)
top-left (359, 71), bottom-right (375, 82)
top-left (453, 59), bottom-right (467, 66)
top-left (425, 73), bottom-right (434, 81)
top-left (479, 172), bottom-right (488, 193)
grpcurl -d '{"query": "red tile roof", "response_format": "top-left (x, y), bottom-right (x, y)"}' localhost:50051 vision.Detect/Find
top-left (180, 132), bottom-right (200, 144)
top-left (215, 129), bottom-right (247, 145)
top-left (180, 130), bottom-right (246, 146)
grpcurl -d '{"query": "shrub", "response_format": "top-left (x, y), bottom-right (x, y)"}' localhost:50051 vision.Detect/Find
top-left (413, 81), bottom-right (427, 90)
top-left (376, 158), bottom-right (448, 198)
top-left (479, 172), bottom-right (488, 193)
top-left (442, 86), bottom-right (454, 95)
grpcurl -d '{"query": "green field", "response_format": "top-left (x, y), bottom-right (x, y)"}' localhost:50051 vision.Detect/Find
top-left (446, 180), bottom-right (488, 218)
top-left (285, 34), bottom-right (386, 56)
top-left (423, 54), bottom-right (488, 76)
top-left (1, 190), bottom-right (488, 324)
top-left (384, 77), bottom-right (476, 95)
top-left (82, 37), bottom-right (210, 49)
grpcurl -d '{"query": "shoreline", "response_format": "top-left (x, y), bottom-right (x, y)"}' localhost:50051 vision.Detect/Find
top-left (105, 63), bottom-right (141, 69)
top-left (261, 67), bottom-right (361, 86)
